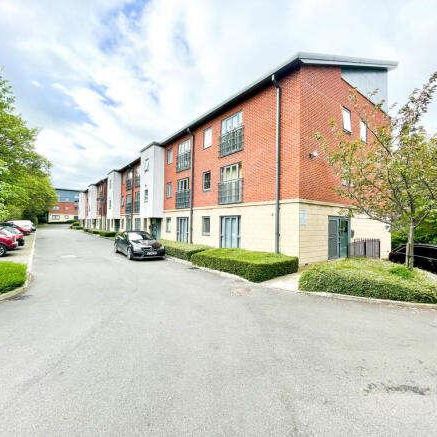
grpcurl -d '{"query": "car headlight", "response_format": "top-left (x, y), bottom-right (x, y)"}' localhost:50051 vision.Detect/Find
top-left (132, 244), bottom-right (143, 253)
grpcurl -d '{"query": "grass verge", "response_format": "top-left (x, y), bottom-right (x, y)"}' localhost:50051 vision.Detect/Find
top-left (191, 248), bottom-right (299, 282)
top-left (299, 258), bottom-right (437, 303)
top-left (0, 262), bottom-right (27, 294)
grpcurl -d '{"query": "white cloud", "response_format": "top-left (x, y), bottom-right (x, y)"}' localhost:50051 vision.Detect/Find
top-left (0, 0), bottom-right (436, 188)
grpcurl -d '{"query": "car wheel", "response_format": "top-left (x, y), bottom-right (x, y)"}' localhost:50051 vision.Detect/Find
top-left (127, 247), bottom-right (133, 260)
top-left (0, 244), bottom-right (6, 257)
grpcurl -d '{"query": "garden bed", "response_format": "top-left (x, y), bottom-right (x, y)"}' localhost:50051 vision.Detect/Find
top-left (0, 262), bottom-right (27, 294)
top-left (299, 258), bottom-right (437, 304)
top-left (191, 248), bottom-right (299, 282)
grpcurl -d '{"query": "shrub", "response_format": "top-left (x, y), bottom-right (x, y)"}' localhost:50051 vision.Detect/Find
top-left (0, 262), bottom-right (27, 294)
top-left (98, 230), bottom-right (116, 238)
top-left (299, 258), bottom-right (437, 304)
top-left (83, 228), bottom-right (92, 233)
top-left (91, 229), bottom-right (100, 235)
top-left (160, 239), bottom-right (210, 261)
top-left (191, 248), bottom-right (299, 282)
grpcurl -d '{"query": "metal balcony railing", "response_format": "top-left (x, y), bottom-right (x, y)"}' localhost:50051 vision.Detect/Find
top-left (218, 178), bottom-right (243, 204)
top-left (219, 126), bottom-right (244, 157)
top-left (134, 201), bottom-right (140, 213)
top-left (175, 190), bottom-right (191, 209)
top-left (126, 179), bottom-right (132, 190)
top-left (134, 176), bottom-right (140, 188)
top-left (125, 204), bottom-right (132, 214)
top-left (176, 151), bottom-right (191, 172)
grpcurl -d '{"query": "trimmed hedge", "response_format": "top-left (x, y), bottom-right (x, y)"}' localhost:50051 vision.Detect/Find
top-left (191, 248), bottom-right (299, 282)
top-left (98, 230), bottom-right (117, 237)
top-left (160, 239), bottom-right (210, 261)
top-left (299, 258), bottom-right (437, 304)
top-left (0, 262), bottom-right (27, 294)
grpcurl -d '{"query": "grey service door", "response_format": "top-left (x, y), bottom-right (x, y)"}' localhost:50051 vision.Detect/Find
top-left (220, 216), bottom-right (240, 248)
top-left (328, 216), bottom-right (350, 259)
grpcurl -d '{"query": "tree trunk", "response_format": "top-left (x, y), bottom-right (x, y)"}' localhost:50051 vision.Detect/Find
top-left (405, 221), bottom-right (415, 269)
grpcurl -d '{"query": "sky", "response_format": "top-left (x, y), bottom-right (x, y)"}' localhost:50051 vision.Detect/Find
top-left (0, 0), bottom-right (436, 189)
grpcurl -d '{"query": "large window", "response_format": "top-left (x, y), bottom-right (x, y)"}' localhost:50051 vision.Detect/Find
top-left (165, 217), bottom-right (171, 233)
top-left (176, 139), bottom-right (191, 172)
top-left (202, 171), bottom-right (211, 191)
top-left (221, 111), bottom-right (242, 134)
top-left (144, 189), bottom-right (149, 203)
top-left (342, 107), bottom-right (352, 133)
top-left (176, 178), bottom-right (190, 209)
top-left (203, 127), bottom-right (212, 148)
top-left (202, 216), bottom-right (211, 236)
top-left (219, 163), bottom-right (243, 204)
top-left (220, 111), bottom-right (244, 156)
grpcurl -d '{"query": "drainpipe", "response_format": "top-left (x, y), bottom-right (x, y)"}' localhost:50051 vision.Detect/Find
top-left (187, 127), bottom-right (195, 243)
top-left (272, 74), bottom-right (281, 254)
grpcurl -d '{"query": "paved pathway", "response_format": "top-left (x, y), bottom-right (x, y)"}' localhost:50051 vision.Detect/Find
top-left (0, 225), bottom-right (436, 435)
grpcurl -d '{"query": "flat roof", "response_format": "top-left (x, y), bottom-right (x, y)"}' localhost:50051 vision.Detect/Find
top-left (158, 51), bottom-right (397, 146)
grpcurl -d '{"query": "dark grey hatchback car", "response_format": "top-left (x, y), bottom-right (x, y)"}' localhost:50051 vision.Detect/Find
top-left (114, 231), bottom-right (165, 260)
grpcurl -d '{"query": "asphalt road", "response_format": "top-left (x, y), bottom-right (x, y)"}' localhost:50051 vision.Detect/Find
top-left (0, 225), bottom-right (436, 436)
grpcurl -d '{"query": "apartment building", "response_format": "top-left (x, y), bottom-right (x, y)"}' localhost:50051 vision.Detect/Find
top-left (48, 188), bottom-right (80, 222)
top-left (78, 52), bottom-right (397, 265)
top-left (96, 178), bottom-right (108, 230)
top-left (106, 170), bottom-right (122, 231)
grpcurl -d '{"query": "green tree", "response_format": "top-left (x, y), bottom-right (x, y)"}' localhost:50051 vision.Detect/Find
top-left (318, 73), bottom-right (437, 268)
top-left (0, 70), bottom-right (56, 221)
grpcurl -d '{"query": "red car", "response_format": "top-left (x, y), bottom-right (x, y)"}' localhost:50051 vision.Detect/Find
top-left (0, 226), bottom-right (24, 246)
top-left (0, 222), bottom-right (30, 236)
top-left (0, 232), bottom-right (18, 256)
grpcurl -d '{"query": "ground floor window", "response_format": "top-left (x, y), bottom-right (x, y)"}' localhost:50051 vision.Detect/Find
top-left (176, 217), bottom-right (189, 243)
top-left (220, 215), bottom-right (240, 248)
top-left (126, 217), bottom-right (132, 231)
top-left (202, 216), bottom-right (210, 235)
top-left (134, 218), bottom-right (141, 230)
top-left (328, 216), bottom-right (350, 259)
top-left (166, 217), bottom-right (171, 233)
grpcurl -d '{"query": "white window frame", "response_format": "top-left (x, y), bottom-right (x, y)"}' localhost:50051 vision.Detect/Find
top-left (221, 111), bottom-right (242, 134)
top-left (360, 120), bottom-right (367, 143)
top-left (144, 158), bottom-right (150, 172)
top-left (165, 182), bottom-right (172, 198)
top-left (342, 107), bottom-right (352, 133)
top-left (167, 148), bottom-right (173, 164)
top-left (202, 171), bottom-right (211, 191)
top-left (166, 217), bottom-right (171, 233)
top-left (203, 127), bottom-right (212, 148)
top-left (202, 216), bottom-right (211, 236)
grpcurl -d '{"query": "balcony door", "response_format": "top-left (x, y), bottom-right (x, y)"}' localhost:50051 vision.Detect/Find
top-left (221, 163), bottom-right (241, 182)
top-left (176, 217), bottom-right (189, 243)
top-left (328, 216), bottom-right (350, 259)
top-left (220, 216), bottom-right (240, 248)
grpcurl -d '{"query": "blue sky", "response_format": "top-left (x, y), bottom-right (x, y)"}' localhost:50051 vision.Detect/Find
top-left (0, 0), bottom-right (436, 189)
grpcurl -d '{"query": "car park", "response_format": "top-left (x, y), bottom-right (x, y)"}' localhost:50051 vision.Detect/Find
top-left (0, 226), bottom-right (24, 246)
top-left (114, 231), bottom-right (165, 260)
top-left (7, 220), bottom-right (34, 233)
top-left (389, 243), bottom-right (437, 274)
top-left (0, 222), bottom-right (31, 236)
top-left (0, 232), bottom-right (18, 256)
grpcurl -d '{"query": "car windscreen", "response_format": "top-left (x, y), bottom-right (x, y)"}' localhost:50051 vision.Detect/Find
top-left (128, 232), bottom-right (152, 242)
top-left (0, 227), bottom-right (18, 234)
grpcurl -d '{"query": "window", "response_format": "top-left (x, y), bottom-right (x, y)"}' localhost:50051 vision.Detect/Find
top-left (342, 107), bottom-right (351, 133)
top-left (109, 199), bottom-right (112, 209)
top-left (219, 163), bottom-right (242, 204)
top-left (53, 206), bottom-right (60, 210)
top-left (221, 111), bottom-right (242, 134)
top-left (166, 182), bottom-right (173, 198)
top-left (65, 215), bottom-right (69, 219)
top-left (360, 120), bottom-right (367, 142)
top-left (121, 196), bottom-right (125, 207)
top-left (220, 216), bottom-right (240, 248)
top-left (202, 216), bottom-right (211, 235)
top-left (144, 189), bottom-right (149, 202)
top-left (176, 217), bottom-right (189, 242)
top-left (202, 171), bottom-right (211, 191)
top-left (203, 127), bottom-right (212, 148)
top-left (134, 218), bottom-right (141, 230)
top-left (176, 139), bottom-right (191, 171)
top-left (108, 179), bottom-right (112, 189)
top-left (167, 148), bottom-right (173, 164)
top-left (144, 158), bottom-right (150, 172)
top-left (166, 217), bottom-right (171, 232)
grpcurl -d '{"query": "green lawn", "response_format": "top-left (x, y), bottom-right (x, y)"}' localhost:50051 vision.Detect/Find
top-left (299, 258), bottom-right (437, 303)
top-left (0, 262), bottom-right (27, 294)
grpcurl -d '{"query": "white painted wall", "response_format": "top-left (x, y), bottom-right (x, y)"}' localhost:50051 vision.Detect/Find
top-left (87, 185), bottom-right (97, 220)
top-left (106, 171), bottom-right (121, 219)
top-left (140, 143), bottom-right (164, 218)
top-left (78, 192), bottom-right (87, 220)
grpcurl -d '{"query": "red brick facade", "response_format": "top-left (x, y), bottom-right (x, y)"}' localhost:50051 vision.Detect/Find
top-left (163, 64), bottom-right (386, 211)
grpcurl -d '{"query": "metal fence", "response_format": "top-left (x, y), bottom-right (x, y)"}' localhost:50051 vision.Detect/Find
top-left (349, 238), bottom-right (380, 259)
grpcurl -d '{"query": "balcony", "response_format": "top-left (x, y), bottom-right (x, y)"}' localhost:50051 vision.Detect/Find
top-left (218, 178), bottom-right (243, 204)
top-left (176, 151), bottom-right (191, 172)
top-left (126, 179), bottom-right (132, 190)
top-left (134, 201), bottom-right (140, 213)
top-left (175, 190), bottom-right (191, 209)
top-left (134, 176), bottom-right (140, 188)
top-left (125, 204), bottom-right (132, 214)
top-left (219, 126), bottom-right (244, 157)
